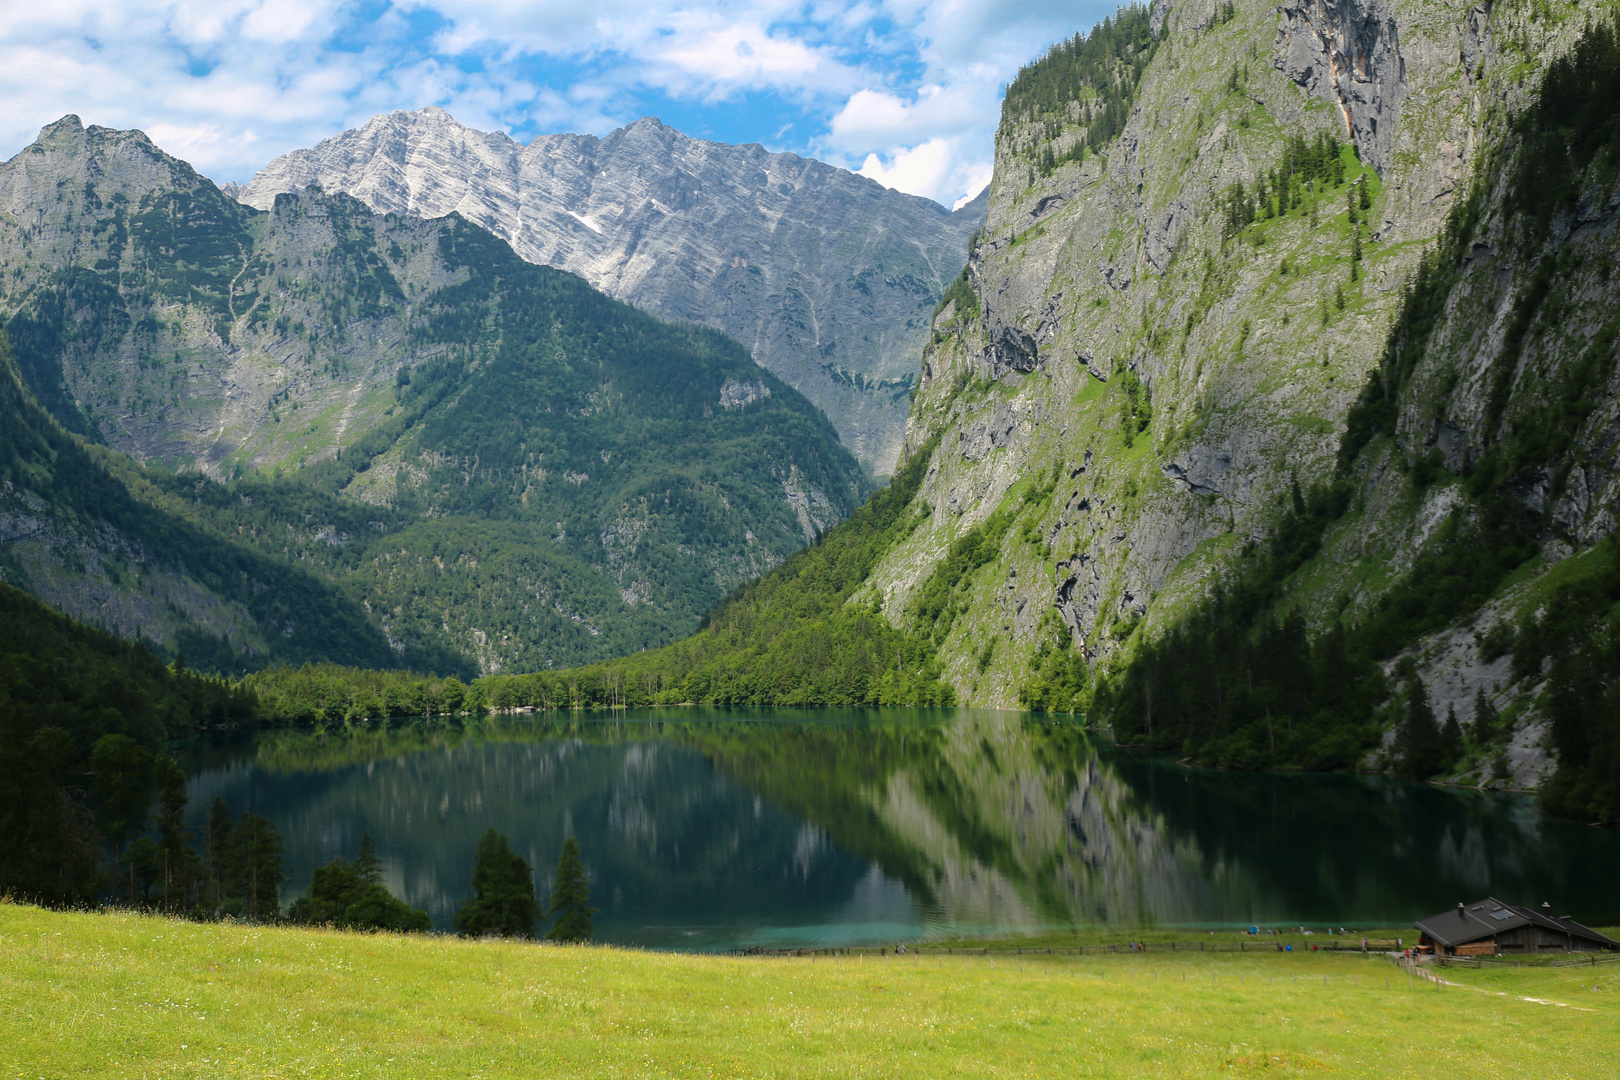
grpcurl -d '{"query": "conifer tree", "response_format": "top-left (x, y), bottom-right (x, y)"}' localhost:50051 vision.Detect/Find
top-left (152, 755), bottom-right (196, 914)
top-left (354, 832), bottom-right (384, 886)
top-left (454, 829), bottom-right (536, 938)
top-left (204, 797), bottom-right (234, 912)
top-left (1395, 672), bottom-right (1443, 778)
top-left (225, 812), bottom-right (285, 923)
top-left (90, 734), bottom-right (154, 902)
top-left (289, 834), bottom-right (429, 933)
top-left (545, 837), bottom-right (598, 944)
top-left (1472, 687), bottom-right (1499, 743)
top-left (1441, 704), bottom-right (1464, 768)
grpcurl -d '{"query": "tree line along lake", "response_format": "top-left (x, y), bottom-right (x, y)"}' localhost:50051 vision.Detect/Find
top-left (177, 708), bottom-right (1620, 951)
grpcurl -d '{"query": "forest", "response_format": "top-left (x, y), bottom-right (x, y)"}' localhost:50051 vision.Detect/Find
top-left (0, 579), bottom-right (257, 906)
top-left (1001, 3), bottom-right (1160, 176)
top-left (474, 435), bottom-right (955, 710)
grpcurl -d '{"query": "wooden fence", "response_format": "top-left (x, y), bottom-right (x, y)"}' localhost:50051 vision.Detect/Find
top-left (1436, 952), bottom-right (1620, 969)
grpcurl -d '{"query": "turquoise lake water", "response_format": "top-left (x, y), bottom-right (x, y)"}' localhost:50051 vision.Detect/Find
top-left (181, 707), bottom-right (1620, 950)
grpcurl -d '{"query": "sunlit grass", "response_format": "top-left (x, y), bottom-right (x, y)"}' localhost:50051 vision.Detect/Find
top-left (3, 902), bottom-right (1612, 1078)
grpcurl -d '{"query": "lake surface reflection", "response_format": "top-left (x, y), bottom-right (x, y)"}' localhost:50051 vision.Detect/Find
top-left (180, 708), bottom-right (1620, 950)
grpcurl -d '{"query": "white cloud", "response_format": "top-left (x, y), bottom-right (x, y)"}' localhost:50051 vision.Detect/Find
top-left (824, 81), bottom-right (993, 205)
top-left (856, 137), bottom-right (990, 209)
top-left (857, 138), bottom-right (947, 193)
top-left (0, 0), bottom-right (1122, 202)
top-left (649, 17), bottom-right (848, 97)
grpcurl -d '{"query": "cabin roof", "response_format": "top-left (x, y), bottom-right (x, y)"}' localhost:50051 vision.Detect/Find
top-left (1414, 898), bottom-right (1618, 949)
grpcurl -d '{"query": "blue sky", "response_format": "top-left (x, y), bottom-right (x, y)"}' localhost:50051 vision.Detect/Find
top-left (0, 0), bottom-right (1120, 207)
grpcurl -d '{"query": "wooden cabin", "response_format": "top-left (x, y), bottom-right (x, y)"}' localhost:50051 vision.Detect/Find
top-left (1414, 898), bottom-right (1619, 957)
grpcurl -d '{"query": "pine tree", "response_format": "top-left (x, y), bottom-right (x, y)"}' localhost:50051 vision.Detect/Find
top-left (204, 797), bottom-right (234, 912)
top-left (152, 755), bottom-right (196, 914)
top-left (545, 837), bottom-right (598, 944)
top-left (289, 835), bottom-right (429, 934)
top-left (354, 832), bottom-right (383, 886)
top-left (454, 829), bottom-right (537, 938)
top-left (89, 734), bottom-right (154, 902)
top-left (1395, 672), bottom-right (1443, 778)
top-left (1472, 687), bottom-right (1499, 743)
top-left (225, 812), bottom-right (285, 923)
top-left (1441, 704), bottom-right (1464, 769)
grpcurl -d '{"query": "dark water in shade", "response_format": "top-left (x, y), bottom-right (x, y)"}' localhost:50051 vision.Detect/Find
top-left (179, 708), bottom-right (1620, 950)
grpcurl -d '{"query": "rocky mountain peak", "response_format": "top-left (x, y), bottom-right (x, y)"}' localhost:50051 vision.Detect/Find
top-left (36, 113), bottom-right (85, 140)
top-left (242, 109), bottom-right (982, 473)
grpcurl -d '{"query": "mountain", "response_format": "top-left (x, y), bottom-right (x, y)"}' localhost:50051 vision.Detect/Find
top-left (0, 322), bottom-right (421, 674)
top-left (240, 109), bottom-right (986, 475)
top-left (0, 117), bottom-right (867, 674)
top-left (539, 1), bottom-right (1620, 822)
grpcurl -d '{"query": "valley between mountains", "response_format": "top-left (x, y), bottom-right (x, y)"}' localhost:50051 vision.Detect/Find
top-left (3, 0), bottom-right (1620, 827)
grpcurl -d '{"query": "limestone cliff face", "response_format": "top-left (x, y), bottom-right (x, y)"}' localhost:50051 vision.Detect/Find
top-left (852, 0), bottom-right (1616, 789)
top-left (0, 115), bottom-right (448, 473)
top-left (242, 110), bottom-right (986, 474)
top-left (1275, 0), bottom-right (1408, 176)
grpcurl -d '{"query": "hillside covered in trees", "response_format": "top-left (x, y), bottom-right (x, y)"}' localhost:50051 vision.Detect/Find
top-left (0, 121), bottom-right (867, 677)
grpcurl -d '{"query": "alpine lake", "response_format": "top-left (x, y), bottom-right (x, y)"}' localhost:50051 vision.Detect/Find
top-left (179, 708), bottom-right (1620, 951)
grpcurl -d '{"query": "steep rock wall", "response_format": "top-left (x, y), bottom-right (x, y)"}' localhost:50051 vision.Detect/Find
top-left (857, 0), bottom-right (1616, 793)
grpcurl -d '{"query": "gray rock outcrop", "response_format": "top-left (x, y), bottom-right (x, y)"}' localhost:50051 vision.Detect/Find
top-left (242, 109), bottom-right (987, 473)
top-left (846, 0), bottom-right (1617, 800)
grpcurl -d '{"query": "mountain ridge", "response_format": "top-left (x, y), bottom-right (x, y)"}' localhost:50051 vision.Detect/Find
top-left (241, 108), bottom-right (986, 474)
top-left (0, 116), bottom-right (867, 675)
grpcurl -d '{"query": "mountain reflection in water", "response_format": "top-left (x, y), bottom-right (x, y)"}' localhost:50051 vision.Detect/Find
top-left (180, 708), bottom-right (1620, 950)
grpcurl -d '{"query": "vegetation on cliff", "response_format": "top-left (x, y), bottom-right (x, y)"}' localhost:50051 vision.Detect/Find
top-left (1002, 3), bottom-right (1160, 175)
top-left (0, 127), bottom-right (868, 675)
top-left (1101, 16), bottom-right (1620, 821)
top-left (0, 329), bottom-right (410, 674)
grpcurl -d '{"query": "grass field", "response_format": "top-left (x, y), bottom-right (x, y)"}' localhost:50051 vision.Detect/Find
top-left (3, 903), bottom-right (1614, 1079)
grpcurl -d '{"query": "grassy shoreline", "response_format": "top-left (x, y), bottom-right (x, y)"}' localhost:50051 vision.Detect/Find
top-left (5, 903), bottom-right (1614, 1078)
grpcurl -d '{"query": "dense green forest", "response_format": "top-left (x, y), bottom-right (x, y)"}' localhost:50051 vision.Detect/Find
top-left (244, 663), bottom-right (471, 723)
top-left (1002, 4), bottom-right (1160, 175)
top-left (474, 437), bottom-right (953, 710)
top-left (0, 580), bottom-right (256, 905)
top-left (0, 580), bottom-right (445, 921)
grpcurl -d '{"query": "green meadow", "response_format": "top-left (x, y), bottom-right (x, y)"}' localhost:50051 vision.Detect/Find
top-left (3, 904), bottom-right (1615, 1078)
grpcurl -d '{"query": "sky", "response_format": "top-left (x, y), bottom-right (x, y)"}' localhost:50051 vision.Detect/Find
top-left (0, 0), bottom-right (1120, 209)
